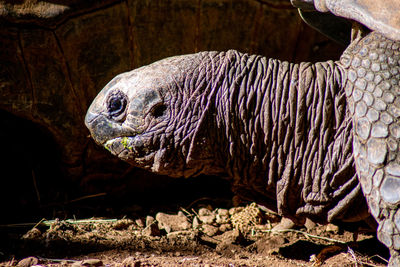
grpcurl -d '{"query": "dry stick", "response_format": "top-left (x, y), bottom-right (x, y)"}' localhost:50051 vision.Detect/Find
top-left (31, 169), bottom-right (41, 204)
top-left (68, 192), bottom-right (107, 203)
top-left (45, 218), bottom-right (117, 225)
top-left (191, 208), bottom-right (200, 219)
top-left (260, 229), bottom-right (347, 244)
top-left (37, 256), bottom-right (78, 263)
top-left (180, 207), bottom-right (193, 217)
top-left (0, 218), bottom-right (118, 228)
top-left (369, 254), bottom-right (389, 264)
top-left (346, 247), bottom-right (359, 267)
top-left (33, 218), bottom-right (47, 229)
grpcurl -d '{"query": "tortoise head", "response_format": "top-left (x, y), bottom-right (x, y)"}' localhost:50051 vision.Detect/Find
top-left (85, 52), bottom-right (218, 177)
top-left (292, 0), bottom-right (400, 42)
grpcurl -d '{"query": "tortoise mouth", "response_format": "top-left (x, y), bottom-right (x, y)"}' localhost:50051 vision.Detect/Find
top-left (104, 137), bottom-right (135, 156)
top-left (103, 135), bottom-right (154, 163)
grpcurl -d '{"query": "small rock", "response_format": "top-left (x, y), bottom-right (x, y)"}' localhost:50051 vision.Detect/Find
top-left (22, 228), bottom-right (42, 239)
top-left (156, 212), bottom-right (191, 232)
top-left (167, 230), bottom-right (196, 240)
top-left (198, 209), bottom-right (216, 224)
top-left (216, 243), bottom-right (242, 257)
top-left (326, 223), bottom-right (339, 233)
top-left (202, 224), bottom-right (219, 236)
top-left (214, 229), bottom-right (244, 245)
top-left (229, 207), bottom-right (243, 216)
top-left (199, 214), bottom-right (215, 224)
top-left (304, 218), bottom-right (317, 231)
top-left (17, 257), bottom-right (39, 267)
top-left (254, 236), bottom-right (287, 255)
top-left (122, 257), bottom-right (141, 267)
top-left (215, 214), bottom-right (229, 224)
top-left (135, 218), bottom-right (145, 228)
top-left (272, 217), bottom-right (296, 231)
top-left (192, 216), bottom-right (200, 229)
top-left (81, 259), bottom-right (103, 266)
top-left (198, 208), bottom-right (213, 216)
top-left (217, 208), bottom-right (229, 216)
top-left (144, 216), bottom-right (160, 236)
top-left (113, 219), bottom-right (134, 230)
top-left (219, 223), bottom-right (232, 232)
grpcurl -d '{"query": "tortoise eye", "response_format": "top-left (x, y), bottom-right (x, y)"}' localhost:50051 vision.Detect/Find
top-left (107, 90), bottom-right (127, 119)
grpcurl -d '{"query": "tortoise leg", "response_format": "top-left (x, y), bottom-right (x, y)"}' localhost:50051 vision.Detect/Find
top-left (341, 31), bottom-right (400, 266)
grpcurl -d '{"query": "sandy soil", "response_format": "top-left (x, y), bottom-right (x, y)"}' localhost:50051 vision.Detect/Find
top-left (0, 202), bottom-right (389, 267)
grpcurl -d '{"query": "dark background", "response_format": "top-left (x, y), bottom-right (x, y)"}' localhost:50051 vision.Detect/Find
top-left (0, 0), bottom-right (344, 224)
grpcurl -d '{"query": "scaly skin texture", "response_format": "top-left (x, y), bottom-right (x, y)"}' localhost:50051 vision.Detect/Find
top-left (341, 31), bottom-right (400, 266)
top-left (86, 31), bottom-right (400, 264)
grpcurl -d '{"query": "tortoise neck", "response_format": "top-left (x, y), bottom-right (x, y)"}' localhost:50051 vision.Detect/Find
top-left (212, 52), bottom-right (363, 222)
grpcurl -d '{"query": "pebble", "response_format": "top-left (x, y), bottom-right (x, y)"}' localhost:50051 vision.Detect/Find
top-left (219, 223), bottom-right (232, 232)
top-left (216, 214), bottom-right (229, 224)
top-left (17, 257), bottom-right (39, 267)
top-left (122, 257), bottom-right (141, 267)
top-left (156, 212), bottom-right (191, 232)
top-left (198, 208), bottom-right (213, 216)
top-left (192, 216), bottom-right (200, 229)
top-left (217, 208), bottom-right (229, 216)
top-left (304, 218), bottom-right (317, 231)
top-left (135, 218), bottom-right (145, 228)
top-left (214, 229), bottom-right (244, 245)
top-left (167, 230), bottom-right (196, 240)
top-left (326, 223), bottom-right (339, 233)
top-left (229, 207), bottom-right (244, 215)
top-left (272, 217), bottom-right (296, 231)
top-left (144, 216), bottom-right (161, 236)
top-left (81, 259), bottom-right (103, 266)
top-left (199, 214), bottom-right (215, 224)
top-left (22, 228), bottom-right (42, 239)
top-left (113, 219), bottom-right (134, 230)
top-left (202, 224), bottom-right (219, 236)
top-left (198, 208), bottom-right (216, 224)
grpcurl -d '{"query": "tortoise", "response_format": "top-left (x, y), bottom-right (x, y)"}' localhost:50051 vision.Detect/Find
top-left (85, 0), bottom-right (400, 264)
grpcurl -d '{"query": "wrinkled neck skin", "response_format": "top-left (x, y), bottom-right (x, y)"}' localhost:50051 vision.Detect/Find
top-left (190, 51), bottom-right (368, 223)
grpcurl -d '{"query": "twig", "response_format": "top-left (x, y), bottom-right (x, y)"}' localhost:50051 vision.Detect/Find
top-left (180, 207), bottom-right (193, 217)
top-left (33, 218), bottom-right (47, 229)
top-left (369, 254), bottom-right (389, 264)
top-left (31, 169), bottom-right (41, 204)
top-left (347, 247), bottom-right (359, 267)
top-left (37, 256), bottom-right (78, 263)
top-left (0, 218), bottom-right (118, 229)
top-left (68, 192), bottom-right (107, 203)
top-left (259, 229), bottom-right (347, 244)
top-left (191, 208), bottom-right (200, 219)
top-left (42, 218), bottom-right (118, 226)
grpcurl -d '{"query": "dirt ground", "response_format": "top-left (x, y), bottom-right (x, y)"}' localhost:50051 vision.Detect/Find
top-left (0, 201), bottom-right (389, 267)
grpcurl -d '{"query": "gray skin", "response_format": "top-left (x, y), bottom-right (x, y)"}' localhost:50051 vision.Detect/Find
top-left (86, 32), bottom-right (400, 265)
